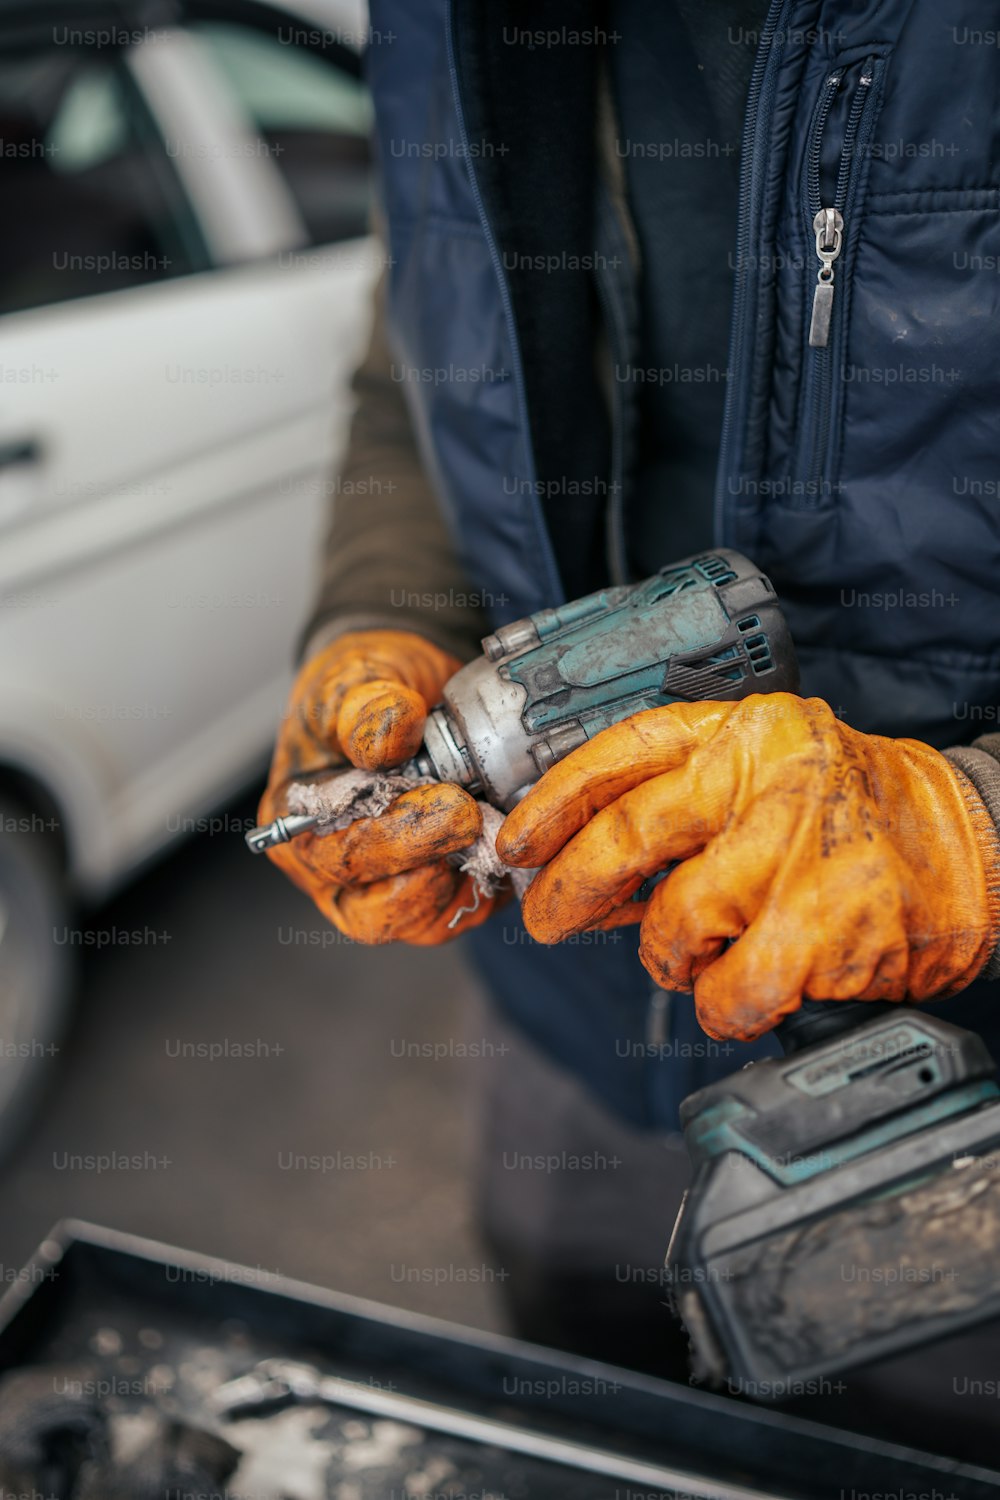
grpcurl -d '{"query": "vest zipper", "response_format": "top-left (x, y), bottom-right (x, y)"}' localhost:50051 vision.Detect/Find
top-left (797, 56), bottom-right (882, 496)
top-left (806, 60), bottom-right (874, 349)
top-left (804, 66), bottom-right (846, 349)
top-left (808, 206), bottom-right (844, 348)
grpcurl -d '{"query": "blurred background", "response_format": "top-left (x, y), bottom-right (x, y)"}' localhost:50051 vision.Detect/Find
top-left (0, 0), bottom-right (509, 1332)
top-left (4, 8), bottom-right (1000, 1487)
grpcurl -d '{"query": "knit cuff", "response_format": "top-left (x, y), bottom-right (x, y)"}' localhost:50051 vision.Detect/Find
top-left (943, 746), bottom-right (1000, 980)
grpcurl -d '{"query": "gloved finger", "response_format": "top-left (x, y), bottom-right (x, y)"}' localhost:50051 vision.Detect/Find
top-left (520, 746), bottom-right (738, 942)
top-left (337, 679), bottom-right (429, 770)
top-left (676, 861), bottom-right (908, 1042)
top-left (585, 898), bottom-right (646, 931)
top-left (287, 632), bottom-right (460, 765)
top-left (804, 897), bottom-right (909, 1003)
top-left (636, 786), bottom-right (803, 991)
top-left (689, 912), bottom-right (816, 1042)
top-left (330, 861), bottom-right (460, 944)
top-left (638, 862), bottom-right (750, 998)
top-left (497, 700), bottom-right (736, 867)
top-left (280, 648), bottom-right (383, 765)
top-left (295, 784), bottom-right (482, 886)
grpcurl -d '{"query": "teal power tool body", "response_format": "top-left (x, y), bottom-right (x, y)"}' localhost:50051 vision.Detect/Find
top-left (247, 549), bottom-right (796, 842)
top-left (248, 549), bottom-right (1000, 1394)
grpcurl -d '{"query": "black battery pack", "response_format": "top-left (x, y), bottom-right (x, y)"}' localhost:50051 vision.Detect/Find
top-left (668, 1004), bottom-right (1000, 1393)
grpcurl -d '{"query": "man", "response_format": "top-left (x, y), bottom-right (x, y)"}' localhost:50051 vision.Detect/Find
top-left (260, 0), bottom-right (1000, 1433)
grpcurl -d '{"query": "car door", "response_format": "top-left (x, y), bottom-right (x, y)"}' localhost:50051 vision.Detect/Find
top-left (0, 7), bottom-right (376, 894)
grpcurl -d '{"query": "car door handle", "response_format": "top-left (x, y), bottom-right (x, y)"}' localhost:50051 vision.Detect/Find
top-left (0, 437), bottom-right (42, 469)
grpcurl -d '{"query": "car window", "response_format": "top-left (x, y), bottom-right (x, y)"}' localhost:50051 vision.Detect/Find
top-left (0, 49), bottom-right (207, 316)
top-left (190, 22), bottom-right (372, 247)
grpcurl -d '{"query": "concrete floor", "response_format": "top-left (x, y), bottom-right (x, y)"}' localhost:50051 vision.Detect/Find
top-left (0, 788), bottom-right (507, 1333)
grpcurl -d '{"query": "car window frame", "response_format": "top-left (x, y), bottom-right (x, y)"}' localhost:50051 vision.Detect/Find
top-left (182, 14), bottom-right (372, 251)
top-left (0, 18), bottom-right (215, 316)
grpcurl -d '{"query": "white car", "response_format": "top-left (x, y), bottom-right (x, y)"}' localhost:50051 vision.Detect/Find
top-left (0, 0), bottom-right (379, 1141)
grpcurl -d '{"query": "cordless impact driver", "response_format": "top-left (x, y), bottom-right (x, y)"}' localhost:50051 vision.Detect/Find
top-left (247, 550), bottom-right (795, 832)
top-left (248, 550), bottom-right (1000, 1394)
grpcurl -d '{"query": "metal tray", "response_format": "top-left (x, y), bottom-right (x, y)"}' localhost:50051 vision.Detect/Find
top-left (0, 1220), bottom-right (997, 1499)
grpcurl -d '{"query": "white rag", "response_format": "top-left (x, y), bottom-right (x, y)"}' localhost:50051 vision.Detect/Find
top-left (286, 771), bottom-right (522, 898)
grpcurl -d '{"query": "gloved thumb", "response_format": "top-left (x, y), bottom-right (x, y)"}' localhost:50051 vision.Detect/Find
top-left (337, 678), bottom-right (429, 770)
top-left (279, 629), bottom-right (461, 774)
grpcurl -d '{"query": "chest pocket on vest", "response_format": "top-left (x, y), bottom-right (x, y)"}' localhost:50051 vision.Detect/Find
top-left (784, 52), bottom-right (889, 507)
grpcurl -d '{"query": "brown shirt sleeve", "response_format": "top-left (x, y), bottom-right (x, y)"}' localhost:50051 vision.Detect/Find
top-left (300, 248), bottom-right (489, 663)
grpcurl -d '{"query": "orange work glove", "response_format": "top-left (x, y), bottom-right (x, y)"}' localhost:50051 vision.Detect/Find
top-left (260, 630), bottom-right (499, 943)
top-left (496, 694), bottom-right (1000, 1042)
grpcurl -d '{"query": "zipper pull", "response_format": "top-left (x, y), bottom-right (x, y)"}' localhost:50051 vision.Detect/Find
top-left (808, 207), bottom-right (844, 348)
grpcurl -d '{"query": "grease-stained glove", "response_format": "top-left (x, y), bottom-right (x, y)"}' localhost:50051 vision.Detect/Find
top-left (496, 694), bottom-right (1000, 1041)
top-left (259, 629), bottom-right (499, 943)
